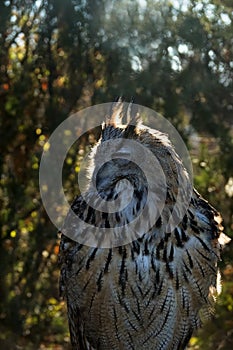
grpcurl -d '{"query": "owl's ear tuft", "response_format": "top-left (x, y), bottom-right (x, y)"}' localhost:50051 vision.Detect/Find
top-left (104, 98), bottom-right (124, 128)
top-left (101, 99), bottom-right (140, 139)
top-left (123, 102), bottom-right (140, 138)
top-left (101, 98), bottom-right (124, 140)
top-left (104, 98), bottom-right (140, 127)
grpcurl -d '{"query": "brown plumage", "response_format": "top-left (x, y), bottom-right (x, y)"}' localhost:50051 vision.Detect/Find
top-left (59, 103), bottom-right (230, 350)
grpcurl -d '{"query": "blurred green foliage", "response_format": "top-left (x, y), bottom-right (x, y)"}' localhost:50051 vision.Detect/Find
top-left (0, 0), bottom-right (232, 349)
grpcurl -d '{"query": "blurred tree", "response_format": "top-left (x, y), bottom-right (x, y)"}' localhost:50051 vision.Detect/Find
top-left (0, 0), bottom-right (232, 348)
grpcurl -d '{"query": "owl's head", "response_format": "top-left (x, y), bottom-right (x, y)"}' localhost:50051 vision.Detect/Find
top-left (91, 102), bottom-right (146, 196)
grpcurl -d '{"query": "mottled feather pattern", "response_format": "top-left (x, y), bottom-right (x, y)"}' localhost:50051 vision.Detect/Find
top-left (59, 105), bottom-right (229, 350)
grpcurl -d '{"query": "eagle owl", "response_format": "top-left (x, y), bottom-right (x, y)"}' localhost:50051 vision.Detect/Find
top-left (59, 103), bottom-right (230, 350)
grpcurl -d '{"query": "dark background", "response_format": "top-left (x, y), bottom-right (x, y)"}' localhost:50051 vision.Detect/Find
top-left (0, 0), bottom-right (232, 349)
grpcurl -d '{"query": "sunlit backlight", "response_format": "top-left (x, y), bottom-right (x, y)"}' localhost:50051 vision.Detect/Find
top-left (43, 142), bottom-right (50, 151)
top-left (131, 55), bottom-right (142, 72)
top-left (138, 0), bottom-right (147, 9)
top-left (225, 177), bottom-right (233, 197)
top-left (10, 230), bottom-right (17, 238)
top-left (220, 13), bottom-right (231, 26)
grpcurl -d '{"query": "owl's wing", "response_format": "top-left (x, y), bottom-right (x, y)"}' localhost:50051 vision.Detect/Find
top-left (192, 189), bottom-right (229, 246)
top-left (59, 197), bottom-right (96, 350)
top-left (58, 196), bottom-right (84, 299)
top-left (60, 235), bottom-right (96, 349)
